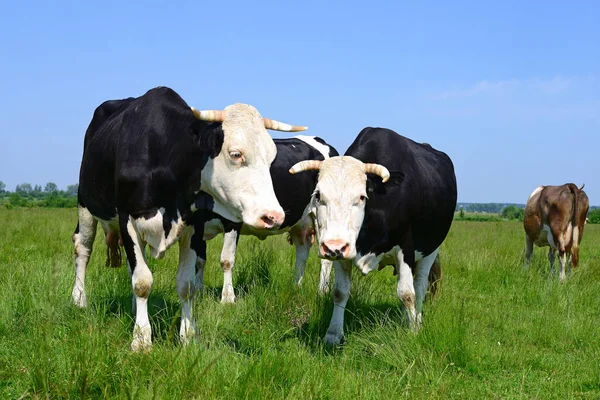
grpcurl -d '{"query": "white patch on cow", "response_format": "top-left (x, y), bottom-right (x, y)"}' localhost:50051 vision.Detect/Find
top-left (528, 186), bottom-right (544, 200)
top-left (295, 135), bottom-right (332, 159)
top-left (220, 229), bottom-right (239, 304)
top-left (355, 247), bottom-right (424, 275)
top-left (203, 218), bottom-right (224, 241)
top-left (573, 224), bottom-right (580, 246)
top-left (318, 259), bottom-right (333, 295)
top-left (200, 103), bottom-right (284, 229)
top-left (396, 248), bottom-right (418, 333)
top-left (130, 208), bottom-right (184, 259)
top-left (71, 206), bottom-right (98, 308)
top-left (126, 218), bottom-right (154, 351)
top-left (537, 224), bottom-right (556, 248)
top-left (176, 226), bottom-right (198, 345)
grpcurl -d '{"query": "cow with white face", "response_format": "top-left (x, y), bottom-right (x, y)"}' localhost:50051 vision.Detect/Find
top-left (73, 86), bottom-right (305, 351)
top-left (195, 136), bottom-right (339, 304)
top-left (290, 127), bottom-right (457, 346)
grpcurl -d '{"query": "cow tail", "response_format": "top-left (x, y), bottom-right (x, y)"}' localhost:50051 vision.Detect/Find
top-left (568, 184), bottom-right (581, 266)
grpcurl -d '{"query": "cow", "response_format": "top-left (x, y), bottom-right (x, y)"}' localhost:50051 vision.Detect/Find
top-left (73, 86), bottom-right (308, 351)
top-left (196, 136), bottom-right (339, 303)
top-left (524, 183), bottom-right (589, 280)
top-left (290, 127), bottom-right (457, 346)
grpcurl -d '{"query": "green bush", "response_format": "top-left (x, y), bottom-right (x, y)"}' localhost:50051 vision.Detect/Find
top-left (588, 209), bottom-right (600, 224)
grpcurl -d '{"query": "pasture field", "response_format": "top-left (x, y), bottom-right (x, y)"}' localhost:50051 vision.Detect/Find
top-left (1, 208), bottom-right (600, 399)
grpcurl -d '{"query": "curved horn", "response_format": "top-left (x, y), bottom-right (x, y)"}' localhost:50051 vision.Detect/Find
top-left (579, 183), bottom-right (585, 190)
top-left (263, 117), bottom-right (308, 132)
top-left (364, 163), bottom-right (390, 183)
top-left (289, 160), bottom-right (322, 174)
top-left (191, 107), bottom-right (225, 122)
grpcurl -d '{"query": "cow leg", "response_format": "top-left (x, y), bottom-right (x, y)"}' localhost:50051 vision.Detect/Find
top-left (525, 236), bottom-right (534, 269)
top-left (396, 248), bottom-right (418, 333)
top-left (221, 228), bottom-right (239, 304)
top-left (120, 214), bottom-right (153, 352)
top-left (318, 260), bottom-right (333, 295)
top-left (71, 206), bottom-right (98, 308)
top-left (558, 250), bottom-right (568, 281)
top-left (547, 248), bottom-right (556, 275)
top-left (413, 249), bottom-right (439, 331)
top-left (291, 233), bottom-right (311, 286)
top-left (324, 260), bottom-right (352, 346)
top-left (177, 227), bottom-right (198, 345)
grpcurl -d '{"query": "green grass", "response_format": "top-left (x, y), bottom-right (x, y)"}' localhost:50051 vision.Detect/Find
top-left (1, 208), bottom-right (600, 399)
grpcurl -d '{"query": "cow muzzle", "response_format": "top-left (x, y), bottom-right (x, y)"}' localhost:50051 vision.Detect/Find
top-left (320, 239), bottom-right (353, 260)
top-left (251, 209), bottom-right (285, 230)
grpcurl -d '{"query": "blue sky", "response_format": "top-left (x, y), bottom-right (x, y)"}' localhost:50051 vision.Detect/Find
top-left (0, 1), bottom-right (598, 203)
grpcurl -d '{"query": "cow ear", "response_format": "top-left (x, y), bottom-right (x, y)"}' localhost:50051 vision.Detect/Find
top-left (191, 120), bottom-right (224, 158)
top-left (367, 170), bottom-right (404, 195)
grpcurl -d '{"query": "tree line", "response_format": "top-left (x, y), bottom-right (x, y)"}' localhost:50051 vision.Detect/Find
top-left (0, 181), bottom-right (78, 208)
top-left (2, 180), bottom-right (599, 223)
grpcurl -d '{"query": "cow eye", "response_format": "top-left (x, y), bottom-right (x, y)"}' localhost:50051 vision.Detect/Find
top-left (229, 151), bottom-right (243, 161)
top-left (314, 191), bottom-right (321, 202)
top-left (359, 195), bottom-right (368, 202)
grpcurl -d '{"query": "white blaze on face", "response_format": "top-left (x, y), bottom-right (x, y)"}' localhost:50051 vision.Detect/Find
top-left (200, 104), bottom-right (284, 230)
top-left (311, 156), bottom-right (369, 260)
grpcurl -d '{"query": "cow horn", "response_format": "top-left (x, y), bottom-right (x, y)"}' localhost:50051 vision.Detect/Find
top-left (289, 160), bottom-right (322, 174)
top-left (263, 118), bottom-right (308, 132)
top-left (191, 107), bottom-right (225, 122)
top-left (580, 183), bottom-right (585, 190)
top-left (364, 163), bottom-right (390, 183)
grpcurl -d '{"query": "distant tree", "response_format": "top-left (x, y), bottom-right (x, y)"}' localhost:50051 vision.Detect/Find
top-left (502, 205), bottom-right (524, 221)
top-left (15, 183), bottom-right (33, 196)
top-left (32, 184), bottom-right (43, 198)
top-left (66, 184), bottom-right (79, 198)
top-left (0, 181), bottom-right (5, 194)
top-left (44, 182), bottom-right (58, 193)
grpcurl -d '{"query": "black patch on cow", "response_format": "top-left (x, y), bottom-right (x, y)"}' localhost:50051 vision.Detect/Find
top-left (77, 86), bottom-right (226, 272)
top-left (347, 127), bottom-right (457, 269)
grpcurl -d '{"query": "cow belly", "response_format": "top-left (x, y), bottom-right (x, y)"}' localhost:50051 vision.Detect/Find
top-left (355, 247), bottom-right (424, 274)
top-left (534, 224), bottom-right (556, 248)
top-left (129, 209), bottom-right (185, 259)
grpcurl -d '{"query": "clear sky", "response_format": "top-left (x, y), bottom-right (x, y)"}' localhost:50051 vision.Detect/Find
top-left (0, 1), bottom-right (598, 203)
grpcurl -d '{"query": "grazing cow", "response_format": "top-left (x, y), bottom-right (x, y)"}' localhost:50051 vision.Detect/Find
top-left (290, 127), bottom-right (457, 345)
top-left (73, 86), bottom-right (307, 350)
top-left (524, 184), bottom-right (589, 280)
top-left (197, 136), bottom-right (339, 303)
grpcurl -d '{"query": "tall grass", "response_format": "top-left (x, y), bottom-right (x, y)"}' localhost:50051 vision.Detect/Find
top-left (1, 208), bottom-right (599, 398)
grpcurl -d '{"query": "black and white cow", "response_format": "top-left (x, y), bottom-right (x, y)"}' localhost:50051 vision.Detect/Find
top-left (73, 86), bottom-right (307, 351)
top-left (290, 127), bottom-right (457, 345)
top-left (197, 136), bottom-right (339, 303)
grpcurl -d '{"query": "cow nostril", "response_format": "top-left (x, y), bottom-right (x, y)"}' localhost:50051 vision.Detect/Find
top-left (340, 243), bottom-right (349, 255)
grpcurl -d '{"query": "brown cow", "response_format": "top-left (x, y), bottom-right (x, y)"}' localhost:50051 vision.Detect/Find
top-left (524, 183), bottom-right (589, 280)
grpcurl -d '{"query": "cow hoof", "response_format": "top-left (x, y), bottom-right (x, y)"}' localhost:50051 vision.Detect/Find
top-left (71, 289), bottom-right (87, 308)
top-left (317, 284), bottom-right (330, 296)
top-left (221, 293), bottom-right (236, 304)
top-left (179, 331), bottom-right (198, 346)
top-left (410, 314), bottom-right (423, 334)
top-left (324, 331), bottom-right (344, 347)
top-left (131, 337), bottom-right (152, 352)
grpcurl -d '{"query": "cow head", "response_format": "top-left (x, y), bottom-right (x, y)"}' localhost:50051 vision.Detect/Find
top-left (290, 156), bottom-right (389, 260)
top-left (193, 104), bottom-right (306, 230)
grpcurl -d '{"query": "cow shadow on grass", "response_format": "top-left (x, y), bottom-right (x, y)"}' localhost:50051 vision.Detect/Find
top-left (295, 295), bottom-right (412, 354)
top-left (88, 289), bottom-right (185, 346)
